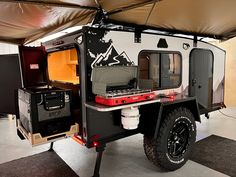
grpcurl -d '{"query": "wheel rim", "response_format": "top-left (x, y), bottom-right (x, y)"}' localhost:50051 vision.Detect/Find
top-left (167, 119), bottom-right (190, 159)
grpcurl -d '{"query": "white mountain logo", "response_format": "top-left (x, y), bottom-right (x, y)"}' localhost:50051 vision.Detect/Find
top-left (90, 45), bottom-right (133, 68)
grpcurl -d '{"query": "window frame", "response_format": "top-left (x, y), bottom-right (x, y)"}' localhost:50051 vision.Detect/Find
top-left (138, 50), bottom-right (183, 90)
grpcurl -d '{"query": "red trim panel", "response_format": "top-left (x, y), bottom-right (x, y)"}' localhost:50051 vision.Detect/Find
top-left (95, 93), bottom-right (156, 106)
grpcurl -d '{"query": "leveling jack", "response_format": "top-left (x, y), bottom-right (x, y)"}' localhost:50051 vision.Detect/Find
top-left (48, 142), bottom-right (54, 152)
top-left (92, 144), bottom-right (106, 177)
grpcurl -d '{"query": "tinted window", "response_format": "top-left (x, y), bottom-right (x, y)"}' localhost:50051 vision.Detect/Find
top-left (139, 52), bottom-right (181, 90)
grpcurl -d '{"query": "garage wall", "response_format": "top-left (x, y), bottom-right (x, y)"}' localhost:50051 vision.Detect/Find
top-left (0, 41), bottom-right (41, 54)
top-left (211, 38), bottom-right (236, 107)
top-left (0, 43), bottom-right (18, 54)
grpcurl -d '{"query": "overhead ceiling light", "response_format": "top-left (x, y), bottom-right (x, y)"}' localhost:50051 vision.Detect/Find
top-left (38, 26), bottom-right (82, 43)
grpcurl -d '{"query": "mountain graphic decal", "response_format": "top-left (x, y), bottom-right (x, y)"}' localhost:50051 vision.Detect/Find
top-left (91, 45), bottom-right (133, 67)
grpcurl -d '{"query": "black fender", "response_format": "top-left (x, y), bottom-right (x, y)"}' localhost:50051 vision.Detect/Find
top-left (139, 97), bottom-right (200, 139)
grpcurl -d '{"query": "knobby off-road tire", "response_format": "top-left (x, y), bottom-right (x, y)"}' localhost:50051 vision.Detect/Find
top-left (143, 107), bottom-right (196, 171)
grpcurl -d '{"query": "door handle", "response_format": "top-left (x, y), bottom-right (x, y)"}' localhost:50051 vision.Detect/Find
top-left (192, 79), bottom-right (197, 86)
top-left (198, 85), bottom-right (202, 89)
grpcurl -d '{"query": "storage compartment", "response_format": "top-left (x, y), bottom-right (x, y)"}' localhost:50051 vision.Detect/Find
top-left (17, 46), bottom-right (79, 145)
top-left (18, 88), bottom-right (74, 135)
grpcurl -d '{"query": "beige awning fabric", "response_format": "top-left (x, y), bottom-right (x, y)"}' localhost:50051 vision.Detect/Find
top-left (0, 1), bottom-right (98, 44)
top-left (104, 0), bottom-right (236, 40)
top-left (1, 0), bottom-right (236, 44)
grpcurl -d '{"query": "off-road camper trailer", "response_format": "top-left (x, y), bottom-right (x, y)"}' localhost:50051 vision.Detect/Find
top-left (14, 26), bottom-right (225, 177)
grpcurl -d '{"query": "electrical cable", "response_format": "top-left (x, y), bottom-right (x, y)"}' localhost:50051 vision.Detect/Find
top-left (218, 110), bottom-right (236, 120)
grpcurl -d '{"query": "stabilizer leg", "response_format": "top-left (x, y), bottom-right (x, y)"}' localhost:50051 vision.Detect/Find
top-left (92, 145), bottom-right (106, 177)
top-left (48, 142), bottom-right (54, 151)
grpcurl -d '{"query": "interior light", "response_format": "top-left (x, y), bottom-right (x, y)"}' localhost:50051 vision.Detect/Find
top-left (93, 141), bottom-right (99, 147)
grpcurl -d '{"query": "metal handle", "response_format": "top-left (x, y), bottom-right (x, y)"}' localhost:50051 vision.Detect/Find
top-left (192, 79), bottom-right (197, 86)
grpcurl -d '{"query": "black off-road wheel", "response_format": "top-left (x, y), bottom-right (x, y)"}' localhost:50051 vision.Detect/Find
top-left (144, 107), bottom-right (196, 171)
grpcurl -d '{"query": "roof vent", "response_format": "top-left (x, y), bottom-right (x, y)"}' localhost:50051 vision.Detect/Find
top-left (157, 38), bottom-right (168, 48)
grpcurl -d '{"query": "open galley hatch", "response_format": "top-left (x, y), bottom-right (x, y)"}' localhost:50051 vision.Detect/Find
top-left (48, 48), bottom-right (79, 85)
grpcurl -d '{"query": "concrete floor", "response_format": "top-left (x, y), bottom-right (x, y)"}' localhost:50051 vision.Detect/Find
top-left (0, 108), bottom-right (236, 177)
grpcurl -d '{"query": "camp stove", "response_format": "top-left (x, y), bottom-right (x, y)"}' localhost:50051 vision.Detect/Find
top-left (91, 66), bottom-right (155, 106)
top-left (105, 89), bottom-right (152, 98)
top-left (95, 89), bottom-right (156, 106)
top-left (95, 89), bottom-right (155, 106)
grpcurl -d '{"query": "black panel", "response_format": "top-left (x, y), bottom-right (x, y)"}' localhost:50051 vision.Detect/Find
top-left (86, 109), bottom-right (123, 138)
top-left (139, 103), bottom-right (160, 137)
top-left (86, 108), bottom-right (140, 147)
top-left (0, 54), bottom-right (22, 114)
